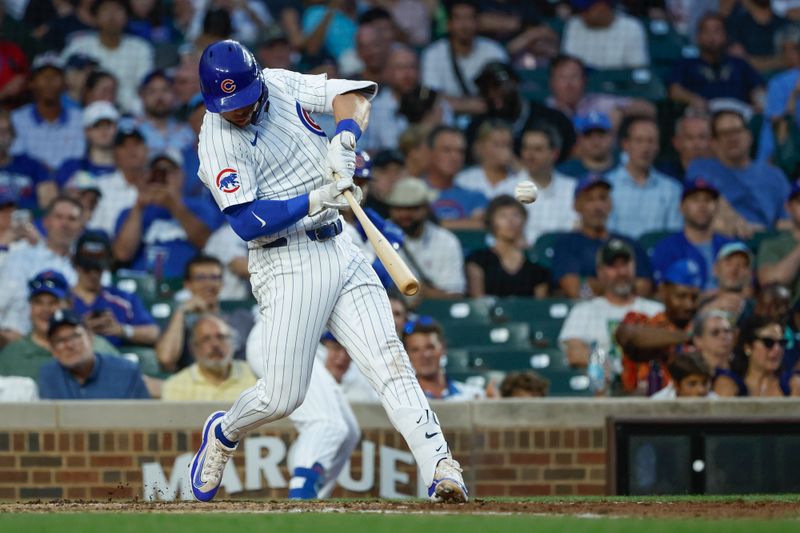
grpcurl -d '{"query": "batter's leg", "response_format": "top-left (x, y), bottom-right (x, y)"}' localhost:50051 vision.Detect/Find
top-left (190, 243), bottom-right (345, 502)
top-left (327, 251), bottom-right (466, 501)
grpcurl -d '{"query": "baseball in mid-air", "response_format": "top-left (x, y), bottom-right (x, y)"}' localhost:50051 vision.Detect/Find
top-left (514, 181), bottom-right (538, 204)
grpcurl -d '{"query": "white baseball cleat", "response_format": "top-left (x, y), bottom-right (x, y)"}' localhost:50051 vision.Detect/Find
top-left (190, 411), bottom-right (237, 502)
top-left (428, 456), bottom-right (468, 503)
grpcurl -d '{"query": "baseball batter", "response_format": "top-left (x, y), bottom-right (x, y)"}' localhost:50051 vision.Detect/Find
top-left (189, 40), bottom-right (467, 503)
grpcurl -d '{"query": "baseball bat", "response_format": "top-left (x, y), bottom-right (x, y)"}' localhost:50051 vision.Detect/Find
top-left (342, 189), bottom-right (420, 296)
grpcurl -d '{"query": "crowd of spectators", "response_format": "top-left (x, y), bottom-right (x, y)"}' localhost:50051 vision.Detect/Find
top-left (2, 0), bottom-right (800, 401)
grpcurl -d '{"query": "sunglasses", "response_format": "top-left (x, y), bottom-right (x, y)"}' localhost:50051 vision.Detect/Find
top-left (403, 315), bottom-right (435, 336)
top-left (755, 336), bottom-right (788, 349)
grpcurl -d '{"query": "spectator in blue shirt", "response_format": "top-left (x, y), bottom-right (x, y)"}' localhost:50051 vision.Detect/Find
top-left (38, 309), bottom-right (150, 400)
top-left (726, 0), bottom-right (788, 73)
top-left (552, 174), bottom-right (652, 299)
top-left (70, 230), bottom-right (160, 347)
top-left (9, 53), bottom-right (85, 172)
top-left (557, 112), bottom-right (618, 179)
top-left (53, 101), bottom-right (120, 188)
top-left (651, 178), bottom-right (735, 290)
top-left (113, 149), bottom-right (221, 278)
top-left (687, 109), bottom-right (790, 236)
top-left (302, 0), bottom-right (358, 64)
top-left (669, 13), bottom-right (764, 114)
top-left (424, 126), bottom-right (488, 230)
top-left (607, 115), bottom-right (683, 239)
top-left (0, 108), bottom-right (51, 211)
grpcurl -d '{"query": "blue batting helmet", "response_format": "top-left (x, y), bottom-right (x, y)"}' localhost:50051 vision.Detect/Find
top-left (354, 151), bottom-right (372, 179)
top-left (199, 40), bottom-right (267, 114)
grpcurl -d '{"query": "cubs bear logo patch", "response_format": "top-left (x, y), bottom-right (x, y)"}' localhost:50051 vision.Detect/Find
top-left (216, 168), bottom-right (240, 193)
top-left (296, 101), bottom-right (327, 137)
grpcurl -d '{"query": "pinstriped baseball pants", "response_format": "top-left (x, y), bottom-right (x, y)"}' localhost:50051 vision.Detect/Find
top-left (220, 230), bottom-right (450, 486)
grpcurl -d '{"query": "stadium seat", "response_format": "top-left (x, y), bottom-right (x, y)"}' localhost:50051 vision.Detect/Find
top-left (646, 18), bottom-right (688, 82)
top-left (528, 231), bottom-right (570, 271)
top-left (467, 346), bottom-right (569, 372)
top-left (587, 68), bottom-right (666, 101)
top-left (444, 322), bottom-right (531, 350)
top-left (416, 297), bottom-right (496, 325)
top-left (746, 229), bottom-right (780, 254)
top-left (491, 298), bottom-right (572, 348)
top-left (119, 346), bottom-right (168, 379)
top-left (452, 229), bottom-right (489, 257)
top-left (639, 230), bottom-right (673, 260)
top-left (516, 67), bottom-right (550, 102)
top-left (220, 299), bottom-right (258, 313)
top-left (114, 270), bottom-right (158, 304)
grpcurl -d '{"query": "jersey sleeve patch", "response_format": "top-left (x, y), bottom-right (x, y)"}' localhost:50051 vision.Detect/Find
top-left (216, 168), bottom-right (241, 193)
top-left (296, 101), bottom-right (327, 137)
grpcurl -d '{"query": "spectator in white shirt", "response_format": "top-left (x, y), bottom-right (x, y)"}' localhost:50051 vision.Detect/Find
top-left (455, 119), bottom-right (524, 199)
top-left (386, 177), bottom-right (466, 298)
top-left (10, 54), bottom-right (85, 171)
top-left (562, 0), bottom-right (649, 69)
top-left (61, 0), bottom-right (154, 113)
top-left (558, 238), bottom-right (664, 368)
top-left (420, 0), bottom-right (507, 115)
top-left (360, 44), bottom-right (419, 152)
top-left (0, 376), bottom-right (38, 401)
top-left (88, 126), bottom-right (149, 237)
top-left (517, 125), bottom-right (578, 245)
top-left (0, 196), bottom-right (84, 343)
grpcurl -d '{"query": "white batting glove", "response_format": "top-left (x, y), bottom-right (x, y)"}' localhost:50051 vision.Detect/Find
top-left (308, 177), bottom-right (363, 215)
top-left (514, 180), bottom-right (538, 204)
top-left (326, 131), bottom-right (357, 181)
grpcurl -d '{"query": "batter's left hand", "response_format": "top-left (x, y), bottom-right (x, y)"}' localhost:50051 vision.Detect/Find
top-left (326, 131), bottom-right (357, 181)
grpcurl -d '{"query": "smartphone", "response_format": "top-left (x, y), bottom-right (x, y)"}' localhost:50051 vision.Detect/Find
top-left (88, 309), bottom-right (106, 320)
top-left (11, 209), bottom-right (31, 229)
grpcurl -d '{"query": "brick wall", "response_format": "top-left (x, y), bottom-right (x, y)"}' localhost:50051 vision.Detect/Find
top-left (3, 399), bottom-right (796, 501)
top-left (0, 426), bottom-right (606, 500)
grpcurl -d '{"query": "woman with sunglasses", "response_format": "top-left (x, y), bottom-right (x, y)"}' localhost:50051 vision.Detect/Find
top-left (716, 316), bottom-right (800, 396)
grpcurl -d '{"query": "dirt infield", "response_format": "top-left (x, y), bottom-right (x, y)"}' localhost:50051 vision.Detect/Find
top-left (1, 498), bottom-right (799, 519)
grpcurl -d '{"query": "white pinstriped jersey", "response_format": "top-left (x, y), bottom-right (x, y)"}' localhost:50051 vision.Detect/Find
top-left (197, 69), bottom-right (371, 246)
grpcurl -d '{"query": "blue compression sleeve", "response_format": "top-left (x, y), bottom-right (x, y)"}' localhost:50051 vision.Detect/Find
top-left (224, 195), bottom-right (309, 241)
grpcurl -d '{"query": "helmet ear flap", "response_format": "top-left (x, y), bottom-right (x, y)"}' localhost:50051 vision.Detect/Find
top-left (250, 72), bottom-right (269, 125)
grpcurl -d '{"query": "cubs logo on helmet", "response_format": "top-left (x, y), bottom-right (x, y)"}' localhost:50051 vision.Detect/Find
top-left (216, 168), bottom-right (241, 193)
top-left (220, 79), bottom-right (237, 93)
top-left (296, 101), bottom-right (326, 137)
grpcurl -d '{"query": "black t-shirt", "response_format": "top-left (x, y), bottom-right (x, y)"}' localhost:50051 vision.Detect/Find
top-left (466, 248), bottom-right (550, 297)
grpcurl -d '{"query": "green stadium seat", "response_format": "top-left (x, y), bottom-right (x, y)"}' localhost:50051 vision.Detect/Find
top-left (114, 270), bottom-right (158, 303)
top-left (444, 322), bottom-right (530, 349)
top-left (528, 231), bottom-right (569, 271)
top-left (220, 299), bottom-right (258, 313)
top-left (517, 67), bottom-right (550, 102)
top-left (467, 347), bottom-right (568, 372)
top-left (416, 298), bottom-right (496, 325)
top-left (119, 346), bottom-right (168, 379)
top-left (747, 230), bottom-right (780, 254)
top-left (452, 229), bottom-right (488, 256)
top-left (638, 230), bottom-right (673, 260)
top-left (491, 298), bottom-right (572, 348)
top-left (587, 68), bottom-right (666, 101)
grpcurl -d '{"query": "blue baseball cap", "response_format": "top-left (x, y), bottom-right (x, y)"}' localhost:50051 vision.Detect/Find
top-left (663, 259), bottom-right (703, 289)
top-left (574, 173), bottom-right (612, 200)
top-left (47, 308), bottom-right (83, 338)
top-left (573, 111), bottom-right (611, 134)
top-left (28, 270), bottom-right (70, 301)
top-left (682, 177), bottom-right (719, 201)
top-left (354, 151), bottom-right (372, 179)
top-left (716, 242), bottom-right (753, 264)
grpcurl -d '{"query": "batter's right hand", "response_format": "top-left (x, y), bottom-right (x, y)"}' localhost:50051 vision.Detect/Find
top-left (308, 180), bottom-right (362, 215)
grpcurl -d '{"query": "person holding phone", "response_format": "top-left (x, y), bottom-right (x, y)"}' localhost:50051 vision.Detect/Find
top-left (70, 230), bottom-right (160, 347)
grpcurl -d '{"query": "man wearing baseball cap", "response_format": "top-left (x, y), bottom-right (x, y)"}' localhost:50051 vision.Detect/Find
top-left (557, 111), bottom-right (618, 178)
top-left (71, 230), bottom-right (160, 347)
top-left (9, 52), bottom-right (85, 170)
top-left (0, 270), bottom-right (119, 379)
top-left (616, 258), bottom-right (703, 395)
top-left (758, 181), bottom-right (800, 302)
top-left (552, 173), bottom-right (652, 299)
top-left (53, 101), bottom-right (120, 188)
top-left (37, 308), bottom-right (150, 399)
top-left (714, 241), bottom-right (754, 298)
top-left (386, 177), bottom-right (466, 297)
top-left (86, 125), bottom-right (148, 237)
top-left (652, 178), bottom-right (735, 290)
